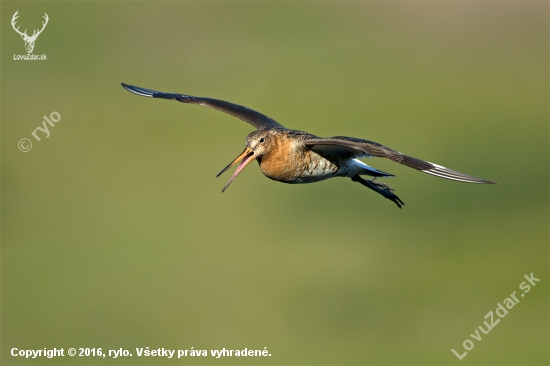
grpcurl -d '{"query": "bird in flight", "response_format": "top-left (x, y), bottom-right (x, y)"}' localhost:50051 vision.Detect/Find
top-left (121, 83), bottom-right (496, 208)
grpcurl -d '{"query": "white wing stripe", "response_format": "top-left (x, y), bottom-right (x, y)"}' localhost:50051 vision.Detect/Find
top-left (423, 162), bottom-right (492, 183)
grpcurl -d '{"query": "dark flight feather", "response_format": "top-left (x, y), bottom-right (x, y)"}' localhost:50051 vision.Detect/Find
top-left (303, 136), bottom-right (496, 184)
top-left (121, 83), bottom-right (285, 130)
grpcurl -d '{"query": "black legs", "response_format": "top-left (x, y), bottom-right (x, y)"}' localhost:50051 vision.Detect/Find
top-left (351, 175), bottom-right (405, 209)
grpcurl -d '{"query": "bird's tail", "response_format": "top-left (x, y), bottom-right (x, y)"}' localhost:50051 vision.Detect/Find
top-left (352, 159), bottom-right (394, 178)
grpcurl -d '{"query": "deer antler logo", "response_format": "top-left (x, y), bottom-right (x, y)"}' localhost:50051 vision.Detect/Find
top-left (11, 10), bottom-right (49, 54)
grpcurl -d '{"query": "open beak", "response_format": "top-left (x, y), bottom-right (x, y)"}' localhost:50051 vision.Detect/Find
top-left (216, 147), bottom-right (255, 192)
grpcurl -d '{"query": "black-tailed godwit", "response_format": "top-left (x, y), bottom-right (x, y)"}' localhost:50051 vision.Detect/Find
top-left (121, 83), bottom-right (496, 208)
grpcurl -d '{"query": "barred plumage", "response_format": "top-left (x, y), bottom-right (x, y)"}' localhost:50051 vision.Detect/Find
top-left (122, 83), bottom-right (497, 208)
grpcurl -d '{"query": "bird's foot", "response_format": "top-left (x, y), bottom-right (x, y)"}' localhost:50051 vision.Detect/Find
top-left (352, 175), bottom-right (405, 209)
top-left (370, 182), bottom-right (404, 208)
top-left (370, 179), bottom-right (394, 191)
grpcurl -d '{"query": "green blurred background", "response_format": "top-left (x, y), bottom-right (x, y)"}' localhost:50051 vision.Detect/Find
top-left (2, 1), bottom-right (548, 365)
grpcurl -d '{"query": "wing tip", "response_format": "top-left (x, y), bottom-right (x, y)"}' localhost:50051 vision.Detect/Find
top-left (121, 83), bottom-right (156, 98)
top-left (423, 163), bottom-right (497, 184)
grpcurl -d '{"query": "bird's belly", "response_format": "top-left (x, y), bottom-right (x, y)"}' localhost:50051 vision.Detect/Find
top-left (293, 159), bottom-right (340, 183)
top-left (259, 150), bottom-right (340, 184)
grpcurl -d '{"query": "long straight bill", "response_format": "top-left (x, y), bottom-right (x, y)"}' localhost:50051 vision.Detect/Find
top-left (218, 147), bottom-right (255, 192)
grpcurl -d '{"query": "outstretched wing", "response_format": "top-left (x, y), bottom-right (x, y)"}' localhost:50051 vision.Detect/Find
top-left (303, 136), bottom-right (497, 184)
top-left (121, 83), bottom-right (285, 130)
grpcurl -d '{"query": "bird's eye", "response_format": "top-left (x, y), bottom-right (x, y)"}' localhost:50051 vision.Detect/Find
top-left (259, 138), bottom-right (265, 143)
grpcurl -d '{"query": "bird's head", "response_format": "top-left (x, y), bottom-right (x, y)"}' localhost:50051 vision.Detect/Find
top-left (245, 130), bottom-right (272, 158)
top-left (216, 130), bottom-right (273, 192)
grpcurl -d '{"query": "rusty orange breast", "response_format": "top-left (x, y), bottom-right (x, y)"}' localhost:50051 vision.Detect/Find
top-left (258, 134), bottom-right (339, 183)
top-left (258, 136), bottom-right (298, 182)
